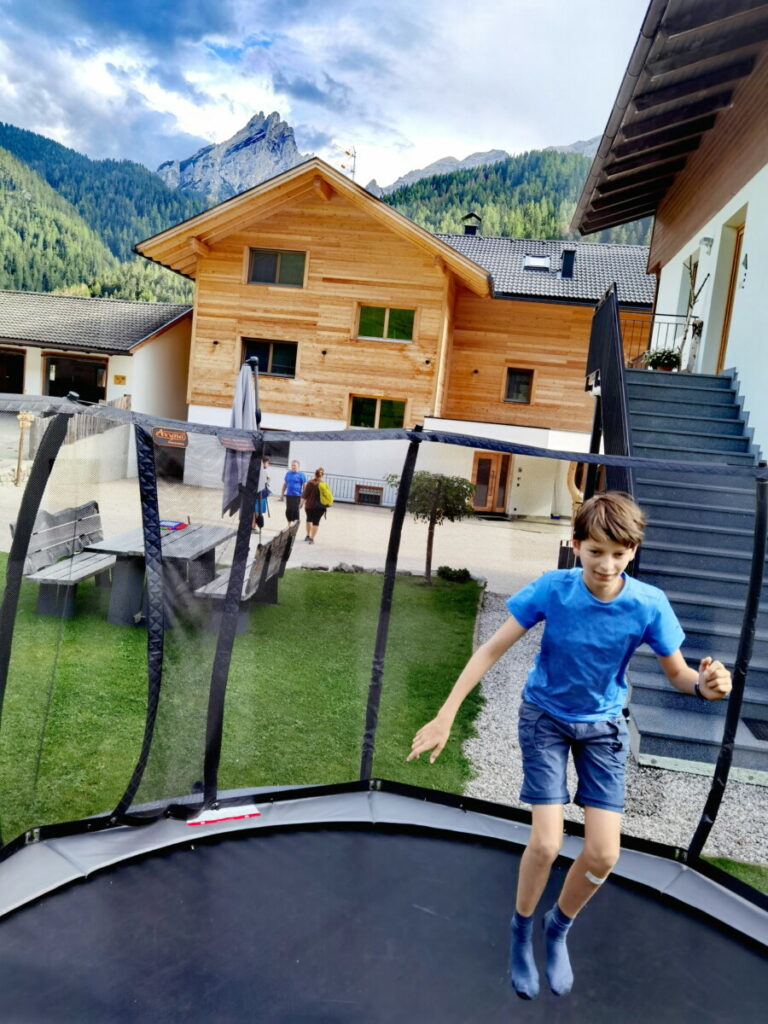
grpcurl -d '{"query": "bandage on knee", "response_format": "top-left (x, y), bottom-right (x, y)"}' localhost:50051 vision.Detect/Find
top-left (585, 870), bottom-right (608, 885)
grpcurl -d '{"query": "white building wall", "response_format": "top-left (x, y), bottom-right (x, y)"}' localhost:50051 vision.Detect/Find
top-left (654, 163), bottom-right (768, 448)
top-left (129, 320), bottom-right (191, 418)
top-left (186, 403), bottom-right (590, 518)
top-left (22, 348), bottom-right (42, 394)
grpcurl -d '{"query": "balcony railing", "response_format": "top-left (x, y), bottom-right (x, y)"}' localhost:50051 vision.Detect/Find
top-left (621, 313), bottom-right (690, 369)
top-left (325, 473), bottom-right (399, 507)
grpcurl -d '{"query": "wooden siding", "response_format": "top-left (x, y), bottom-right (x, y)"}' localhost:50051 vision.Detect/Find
top-left (443, 291), bottom-right (596, 431)
top-left (442, 292), bottom-right (650, 432)
top-left (648, 49), bottom-right (768, 272)
top-left (188, 190), bottom-right (448, 425)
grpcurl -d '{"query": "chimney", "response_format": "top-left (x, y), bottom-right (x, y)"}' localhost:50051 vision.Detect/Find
top-left (561, 248), bottom-right (576, 279)
top-left (462, 211), bottom-right (482, 236)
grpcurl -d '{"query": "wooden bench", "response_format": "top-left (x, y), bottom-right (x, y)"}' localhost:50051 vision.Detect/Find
top-left (194, 521), bottom-right (299, 633)
top-left (12, 501), bottom-right (116, 618)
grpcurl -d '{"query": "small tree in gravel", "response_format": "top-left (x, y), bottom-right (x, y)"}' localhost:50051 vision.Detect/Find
top-left (387, 471), bottom-right (476, 584)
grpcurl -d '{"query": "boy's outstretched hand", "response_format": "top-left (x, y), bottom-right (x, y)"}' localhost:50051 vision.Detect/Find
top-left (407, 716), bottom-right (451, 763)
top-left (698, 657), bottom-right (732, 700)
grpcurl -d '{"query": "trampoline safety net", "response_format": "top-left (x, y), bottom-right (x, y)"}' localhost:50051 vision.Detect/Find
top-left (0, 395), bottom-right (765, 885)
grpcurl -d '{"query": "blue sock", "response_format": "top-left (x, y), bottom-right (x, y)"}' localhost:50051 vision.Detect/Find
top-left (543, 902), bottom-right (574, 996)
top-left (509, 911), bottom-right (539, 1000)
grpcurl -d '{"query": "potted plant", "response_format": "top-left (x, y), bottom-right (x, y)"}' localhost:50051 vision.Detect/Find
top-left (643, 347), bottom-right (682, 371)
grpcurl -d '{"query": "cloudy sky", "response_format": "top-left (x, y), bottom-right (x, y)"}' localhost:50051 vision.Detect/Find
top-left (0, 0), bottom-right (649, 188)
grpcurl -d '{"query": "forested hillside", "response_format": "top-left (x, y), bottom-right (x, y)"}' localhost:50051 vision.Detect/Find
top-left (384, 149), bottom-right (651, 245)
top-left (0, 125), bottom-right (195, 301)
top-left (0, 123), bottom-right (649, 305)
top-left (0, 123), bottom-right (204, 260)
top-left (0, 147), bottom-right (118, 292)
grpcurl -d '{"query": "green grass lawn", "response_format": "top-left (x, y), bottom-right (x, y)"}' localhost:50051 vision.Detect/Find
top-left (703, 857), bottom-right (768, 895)
top-left (2, 558), bottom-right (766, 903)
top-left (0, 563), bottom-right (481, 843)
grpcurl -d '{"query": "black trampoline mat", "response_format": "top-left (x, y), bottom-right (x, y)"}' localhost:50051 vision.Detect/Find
top-left (0, 827), bottom-right (765, 1023)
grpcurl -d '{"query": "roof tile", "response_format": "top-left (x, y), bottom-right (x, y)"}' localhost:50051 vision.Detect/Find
top-left (0, 291), bottom-right (191, 354)
top-left (438, 234), bottom-right (654, 305)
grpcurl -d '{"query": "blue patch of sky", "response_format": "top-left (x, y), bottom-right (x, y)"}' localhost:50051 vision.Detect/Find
top-left (206, 34), bottom-right (274, 65)
top-left (6, 0), bottom-right (237, 52)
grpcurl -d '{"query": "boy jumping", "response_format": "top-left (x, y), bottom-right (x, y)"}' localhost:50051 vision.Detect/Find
top-left (407, 492), bottom-right (731, 999)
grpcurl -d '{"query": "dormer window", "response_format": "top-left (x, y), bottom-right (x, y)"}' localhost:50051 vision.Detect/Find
top-left (524, 254), bottom-right (550, 272)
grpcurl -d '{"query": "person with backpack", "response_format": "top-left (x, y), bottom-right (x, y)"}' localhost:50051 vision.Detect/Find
top-left (302, 467), bottom-right (332, 544)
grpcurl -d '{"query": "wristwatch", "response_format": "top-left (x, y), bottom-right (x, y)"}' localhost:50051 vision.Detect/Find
top-left (694, 681), bottom-right (707, 700)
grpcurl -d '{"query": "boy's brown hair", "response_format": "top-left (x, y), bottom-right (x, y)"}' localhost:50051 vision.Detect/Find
top-left (573, 491), bottom-right (645, 548)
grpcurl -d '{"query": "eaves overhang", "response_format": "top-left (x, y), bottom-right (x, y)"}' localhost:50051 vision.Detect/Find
top-left (571, 0), bottom-right (768, 236)
top-left (134, 158), bottom-right (492, 298)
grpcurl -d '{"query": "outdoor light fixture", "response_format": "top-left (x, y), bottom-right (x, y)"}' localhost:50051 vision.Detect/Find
top-left (699, 236), bottom-right (714, 254)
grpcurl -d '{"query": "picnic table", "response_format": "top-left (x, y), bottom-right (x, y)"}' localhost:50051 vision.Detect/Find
top-left (86, 523), bottom-right (236, 626)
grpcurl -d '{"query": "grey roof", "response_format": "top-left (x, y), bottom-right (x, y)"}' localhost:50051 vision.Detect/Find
top-left (0, 291), bottom-right (192, 354)
top-left (438, 235), bottom-right (655, 306)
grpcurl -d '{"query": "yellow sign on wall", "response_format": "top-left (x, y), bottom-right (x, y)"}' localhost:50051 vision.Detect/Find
top-left (114, 374), bottom-right (127, 385)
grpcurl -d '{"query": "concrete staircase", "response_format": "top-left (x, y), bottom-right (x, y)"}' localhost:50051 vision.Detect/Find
top-left (625, 367), bottom-right (768, 779)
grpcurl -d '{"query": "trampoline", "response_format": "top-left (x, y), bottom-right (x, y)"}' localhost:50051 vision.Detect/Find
top-left (0, 306), bottom-right (766, 1022)
top-left (0, 785), bottom-right (766, 1023)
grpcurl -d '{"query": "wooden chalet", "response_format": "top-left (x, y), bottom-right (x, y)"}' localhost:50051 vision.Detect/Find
top-left (136, 158), bottom-right (654, 518)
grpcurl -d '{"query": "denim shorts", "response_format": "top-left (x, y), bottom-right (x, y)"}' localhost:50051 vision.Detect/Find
top-left (517, 701), bottom-right (630, 813)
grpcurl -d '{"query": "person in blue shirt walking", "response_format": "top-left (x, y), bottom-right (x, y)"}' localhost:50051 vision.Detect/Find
top-left (407, 492), bottom-right (731, 1000)
top-left (279, 459), bottom-right (307, 524)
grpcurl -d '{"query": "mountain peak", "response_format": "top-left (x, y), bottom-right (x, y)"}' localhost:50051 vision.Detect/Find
top-left (156, 111), bottom-right (305, 203)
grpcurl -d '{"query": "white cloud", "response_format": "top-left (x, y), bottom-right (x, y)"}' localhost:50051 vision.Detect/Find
top-left (0, 0), bottom-right (650, 182)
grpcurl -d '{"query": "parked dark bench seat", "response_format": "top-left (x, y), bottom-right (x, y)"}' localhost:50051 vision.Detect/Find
top-left (194, 521), bottom-right (299, 632)
top-left (12, 501), bottom-right (115, 618)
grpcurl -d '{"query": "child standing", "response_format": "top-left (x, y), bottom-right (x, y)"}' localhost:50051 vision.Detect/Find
top-left (407, 492), bottom-right (731, 999)
top-left (252, 455), bottom-right (271, 532)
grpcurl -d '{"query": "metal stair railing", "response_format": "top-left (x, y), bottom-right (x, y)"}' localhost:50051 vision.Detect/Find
top-left (584, 283), bottom-right (633, 499)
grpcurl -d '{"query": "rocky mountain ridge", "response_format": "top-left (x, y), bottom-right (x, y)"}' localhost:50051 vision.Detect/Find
top-left (156, 111), bottom-right (306, 203)
top-left (365, 149), bottom-right (510, 197)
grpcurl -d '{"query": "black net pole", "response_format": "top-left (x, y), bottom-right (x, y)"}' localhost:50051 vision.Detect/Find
top-left (203, 442), bottom-right (264, 807)
top-left (113, 425), bottom-right (166, 821)
top-left (0, 412), bottom-right (70, 847)
top-left (360, 429), bottom-right (422, 781)
top-left (687, 467), bottom-right (768, 861)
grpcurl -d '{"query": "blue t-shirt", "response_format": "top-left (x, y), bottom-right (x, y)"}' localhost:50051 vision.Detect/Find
top-left (506, 568), bottom-right (685, 722)
top-left (284, 470), bottom-right (307, 496)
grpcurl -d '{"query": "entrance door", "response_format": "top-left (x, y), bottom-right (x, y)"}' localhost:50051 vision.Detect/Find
top-left (0, 349), bottom-right (24, 393)
top-left (45, 356), bottom-right (107, 403)
top-left (716, 225), bottom-right (744, 373)
top-left (471, 452), bottom-right (511, 514)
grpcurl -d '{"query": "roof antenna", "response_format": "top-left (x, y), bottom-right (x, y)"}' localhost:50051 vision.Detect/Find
top-left (340, 147), bottom-right (357, 181)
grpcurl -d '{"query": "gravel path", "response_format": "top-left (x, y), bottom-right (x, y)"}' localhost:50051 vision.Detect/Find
top-left (463, 592), bottom-right (768, 863)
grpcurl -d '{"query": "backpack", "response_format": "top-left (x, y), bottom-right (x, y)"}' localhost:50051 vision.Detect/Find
top-left (318, 481), bottom-right (334, 507)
